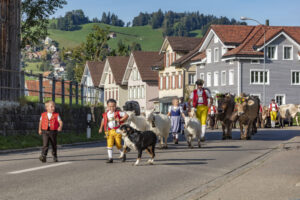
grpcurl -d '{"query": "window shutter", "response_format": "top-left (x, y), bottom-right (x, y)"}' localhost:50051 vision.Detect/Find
top-left (176, 75), bottom-right (179, 89)
top-left (164, 54), bottom-right (166, 68)
top-left (116, 90), bottom-right (118, 100)
top-left (169, 75), bottom-right (172, 90)
top-left (163, 77), bottom-right (166, 89)
top-left (158, 76), bottom-right (160, 90)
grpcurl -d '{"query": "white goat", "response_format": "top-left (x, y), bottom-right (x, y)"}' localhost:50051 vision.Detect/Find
top-left (145, 109), bottom-right (171, 149)
top-left (184, 116), bottom-right (201, 148)
top-left (126, 111), bottom-right (149, 131)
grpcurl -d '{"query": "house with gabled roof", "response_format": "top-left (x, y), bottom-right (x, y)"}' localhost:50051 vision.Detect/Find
top-left (81, 61), bottom-right (105, 104)
top-left (154, 36), bottom-right (202, 113)
top-left (122, 51), bottom-right (163, 112)
top-left (99, 56), bottom-right (129, 107)
top-left (179, 24), bottom-right (300, 105)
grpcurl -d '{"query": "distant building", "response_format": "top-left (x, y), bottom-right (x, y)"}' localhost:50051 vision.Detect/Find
top-left (109, 32), bottom-right (117, 38)
top-left (44, 37), bottom-right (52, 45)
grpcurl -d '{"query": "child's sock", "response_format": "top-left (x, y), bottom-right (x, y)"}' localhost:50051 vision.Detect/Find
top-left (175, 133), bottom-right (179, 139)
top-left (107, 148), bottom-right (113, 159)
top-left (119, 149), bottom-right (124, 157)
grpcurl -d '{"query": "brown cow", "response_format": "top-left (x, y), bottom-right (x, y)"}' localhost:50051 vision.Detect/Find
top-left (278, 104), bottom-right (300, 128)
top-left (234, 96), bottom-right (260, 140)
top-left (216, 94), bottom-right (235, 140)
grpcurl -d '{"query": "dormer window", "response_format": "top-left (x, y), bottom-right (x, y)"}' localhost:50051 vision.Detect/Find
top-left (283, 45), bottom-right (293, 60)
top-left (267, 46), bottom-right (277, 60)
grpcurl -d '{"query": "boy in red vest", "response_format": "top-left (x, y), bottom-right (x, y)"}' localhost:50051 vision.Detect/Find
top-left (38, 100), bottom-right (63, 163)
top-left (188, 79), bottom-right (213, 141)
top-left (99, 99), bottom-right (128, 163)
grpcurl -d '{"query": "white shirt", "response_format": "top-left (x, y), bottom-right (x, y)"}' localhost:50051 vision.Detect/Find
top-left (168, 106), bottom-right (183, 113)
top-left (270, 103), bottom-right (278, 111)
top-left (40, 113), bottom-right (61, 121)
top-left (189, 89), bottom-right (211, 104)
top-left (107, 111), bottom-right (125, 129)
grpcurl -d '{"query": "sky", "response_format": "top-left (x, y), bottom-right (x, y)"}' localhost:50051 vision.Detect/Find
top-left (51, 0), bottom-right (300, 26)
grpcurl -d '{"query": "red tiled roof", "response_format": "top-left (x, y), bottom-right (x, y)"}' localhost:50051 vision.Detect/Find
top-left (25, 80), bottom-right (70, 97)
top-left (166, 36), bottom-right (202, 52)
top-left (132, 51), bottom-right (163, 82)
top-left (86, 61), bottom-right (105, 86)
top-left (172, 41), bottom-right (203, 66)
top-left (191, 51), bottom-right (206, 61)
top-left (107, 56), bottom-right (129, 85)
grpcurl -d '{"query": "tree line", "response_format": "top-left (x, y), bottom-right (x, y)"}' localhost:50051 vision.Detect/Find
top-left (132, 9), bottom-right (247, 36)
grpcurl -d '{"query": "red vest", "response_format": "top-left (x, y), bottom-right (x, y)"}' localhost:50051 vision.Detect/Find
top-left (102, 111), bottom-right (123, 131)
top-left (41, 112), bottom-right (60, 131)
top-left (269, 103), bottom-right (278, 111)
top-left (208, 105), bottom-right (216, 114)
top-left (193, 89), bottom-right (208, 108)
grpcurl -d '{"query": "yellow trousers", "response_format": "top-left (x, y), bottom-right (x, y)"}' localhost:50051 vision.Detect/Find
top-left (270, 111), bottom-right (277, 121)
top-left (106, 129), bottom-right (122, 149)
top-left (196, 105), bottom-right (208, 125)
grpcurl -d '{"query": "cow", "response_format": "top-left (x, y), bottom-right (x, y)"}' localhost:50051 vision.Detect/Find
top-left (278, 104), bottom-right (300, 128)
top-left (234, 96), bottom-right (260, 140)
top-left (260, 106), bottom-right (270, 128)
top-left (216, 94), bottom-right (236, 140)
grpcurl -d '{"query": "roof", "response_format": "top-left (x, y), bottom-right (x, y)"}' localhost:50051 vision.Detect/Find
top-left (132, 51), bottom-right (163, 82)
top-left (25, 80), bottom-right (70, 97)
top-left (172, 41), bottom-right (204, 66)
top-left (107, 56), bottom-right (129, 85)
top-left (43, 71), bottom-right (53, 77)
top-left (191, 51), bottom-right (206, 61)
top-left (86, 61), bottom-right (105, 86)
top-left (163, 36), bottom-right (202, 52)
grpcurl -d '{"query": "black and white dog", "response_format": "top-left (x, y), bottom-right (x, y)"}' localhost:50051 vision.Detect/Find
top-left (119, 124), bottom-right (157, 166)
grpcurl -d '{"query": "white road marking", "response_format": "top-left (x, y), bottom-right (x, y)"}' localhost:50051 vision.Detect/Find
top-left (7, 162), bottom-right (72, 175)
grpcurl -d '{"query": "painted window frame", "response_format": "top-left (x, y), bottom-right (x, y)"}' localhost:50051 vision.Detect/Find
top-left (250, 93), bottom-right (261, 100)
top-left (250, 69), bottom-right (270, 85)
top-left (267, 45), bottom-right (278, 60)
top-left (214, 71), bottom-right (219, 86)
top-left (283, 45), bottom-right (293, 60)
top-left (214, 48), bottom-right (219, 62)
top-left (221, 70), bottom-right (226, 86)
top-left (188, 73), bottom-right (196, 85)
top-left (291, 70), bottom-right (300, 85)
top-left (160, 76), bottom-right (163, 89)
top-left (172, 73), bottom-right (176, 89)
top-left (199, 73), bottom-right (205, 81)
top-left (206, 49), bottom-right (212, 63)
top-left (275, 94), bottom-right (286, 105)
top-left (178, 72), bottom-right (182, 89)
top-left (166, 74), bottom-right (169, 89)
top-left (207, 72), bottom-right (212, 87)
top-left (229, 69), bottom-right (234, 85)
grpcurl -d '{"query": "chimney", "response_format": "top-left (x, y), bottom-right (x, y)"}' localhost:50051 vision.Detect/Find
top-left (265, 19), bottom-right (269, 26)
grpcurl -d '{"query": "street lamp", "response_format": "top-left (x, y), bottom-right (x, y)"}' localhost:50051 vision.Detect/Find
top-left (240, 17), bottom-right (266, 106)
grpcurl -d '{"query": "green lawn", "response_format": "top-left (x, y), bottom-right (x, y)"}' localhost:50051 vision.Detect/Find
top-left (22, 96), bottom-right (83, 106)
top-left (0, 128), bottom-right (104, 150)
top-left (48, 23), bottom-right (164, 51)
top-left (189, 29), bottom-right (203, 38)
top-left (24, 62), bottom-right (43, 73)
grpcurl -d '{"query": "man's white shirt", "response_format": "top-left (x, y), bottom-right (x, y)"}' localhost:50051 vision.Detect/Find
top-left (189, 89), bottom-right (212, 104)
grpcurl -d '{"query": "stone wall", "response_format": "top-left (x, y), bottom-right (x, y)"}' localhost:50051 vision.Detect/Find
top-left (0, 101), bottom-right (104, 136)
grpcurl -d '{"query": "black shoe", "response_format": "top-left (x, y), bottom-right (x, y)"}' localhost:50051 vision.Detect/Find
top-left (53, 156), bottom-right (58, 162)
top-left (175, 139), bottom-right (178, 144)
top-left (106, 159), bottom-right (113, 163)
top-left (200, 137), bottom-right (205, 142)
top-left (39, 155), bottom-right (47, 163)
top-left (122, 154), bottom-right (126, 162)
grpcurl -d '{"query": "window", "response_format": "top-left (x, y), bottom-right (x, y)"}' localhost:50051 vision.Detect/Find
top-left (283, 46), bottom-right (293, 60)
top-left (141, 86), bottom-right (145, 98)
top-left (221, 71), bottom-right (226, 86)
top-left (188, 73), bottom-right (196, 85)
top-left (250, 70), bottom-right (269, 84)
top-left (116, 89), bottom-right (118, 100)
top-left (214, 48), bottom-right (219, 62)
top-left (207, 72), bottom-right (211, 87)
top-left (275, 94), bottom-right (285, 106)
top-left (178, 73), bottom-right (182, 88)
top-left (222, 47), bottom-right (227, 56)
top-left (112, 89), bottom-right (114, 99)
top-left (166, 75), bottom-right (169, 89)
top-left (133, 87), bottom-right (136, 98)
top-left (267, 46), bottom-right (277, 60)
top-left (160, 76), bottom-right (163, 89)
top-left (200, 73), bottom-right (204, 80)
top-left (109, 74), bottom-right (111, 84)
top-left (172, 73), bottom-right (176, 89)
top-left (206, 49), bottom-right (212, 63)
top-left (129, 87), bottom-right (132, 99)
top-left (137, 70), bottom-right (141, 80)
top-left (137, 86), bottom-right (140, 98)
top-left (131, 87), bottom-right (134, 99)
top-left (291, 71), bottom-right (300, 85)
top-left (229, 70), bottom-right (234, 85)
top-left (251, 60), bottom-right (260, 64)
top-left (166, 53), bottom-right (170, 67)
top-left (214, 71), bottom-right (219, 86)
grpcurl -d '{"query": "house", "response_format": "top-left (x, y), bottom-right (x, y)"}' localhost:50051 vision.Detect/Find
top-left (154, 36), bottom-right (202, 113)
top-left (81, 61), bottom-right (105, 104)
top-left (122, 51), bottom-right (163, 112)
top-left (44, 36), bottom-right (52, 45)
top-left (99, 56), bottom-right (129, 107)
top-left (183, 24), bottom-right (300, 105)
top-left (109, 32), bottom-right (117, 38)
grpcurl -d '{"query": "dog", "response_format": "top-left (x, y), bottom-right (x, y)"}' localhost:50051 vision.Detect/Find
top-left (119, 124), bottom-right (157, 166)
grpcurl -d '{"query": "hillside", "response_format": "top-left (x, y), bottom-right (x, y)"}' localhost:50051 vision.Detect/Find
top-left (48, 23), bottom-right (203, 51)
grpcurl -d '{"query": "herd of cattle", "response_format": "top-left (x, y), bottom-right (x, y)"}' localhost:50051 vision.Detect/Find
top-left (122, 95), bottom-right (300, 149)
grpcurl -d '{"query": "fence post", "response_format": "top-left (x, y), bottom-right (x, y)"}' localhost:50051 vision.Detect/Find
top-left (61, 79), bottom-right (65, 104)
top-left (52, 76), bottom-right (56, 102)
top-left (69, 81), bottom-right (73, 106)
top-left (39, 74), bottom-right (43, 103)
top-left (75, 82), bottom-right (79, 105)
top-left (81, 84), bottom-right (84, 105)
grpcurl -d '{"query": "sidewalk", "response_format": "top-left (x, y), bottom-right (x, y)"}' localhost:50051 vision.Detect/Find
top-left (200, 136), bottom-right (300, 200)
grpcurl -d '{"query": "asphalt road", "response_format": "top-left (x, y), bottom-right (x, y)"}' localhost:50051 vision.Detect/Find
top-left (1, 128), bottom-right (299, 200)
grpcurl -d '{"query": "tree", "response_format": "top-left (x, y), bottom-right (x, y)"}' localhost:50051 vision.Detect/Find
top-left (151, 9), bottom-right (164, 29)
top-left (66, 61), bottom-right (75, 81)
top-left (130, 42), bottom-right (142, 51)
top-left (21, 0), bottom-right (67, 47)
top-left (116, 40), bottom-right (130, 56)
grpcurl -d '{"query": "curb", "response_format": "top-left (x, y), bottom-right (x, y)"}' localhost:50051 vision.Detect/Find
top-left (0, 140), bottom-right (103, 155)
top-left (174, 137), bottom-right (295, 200)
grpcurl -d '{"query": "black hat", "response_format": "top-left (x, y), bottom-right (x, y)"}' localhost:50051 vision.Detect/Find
top-left (196, 79), bottom-right (204, 86)
top-left (271, 99), bottom-right (275, 101)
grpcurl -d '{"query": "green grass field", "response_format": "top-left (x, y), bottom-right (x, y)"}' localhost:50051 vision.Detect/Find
top-left (48, 23), bottom-right (165, 51)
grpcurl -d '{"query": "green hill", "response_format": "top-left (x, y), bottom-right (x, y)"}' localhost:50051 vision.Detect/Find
top-left (48, 23), bottom-right (203, 51)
